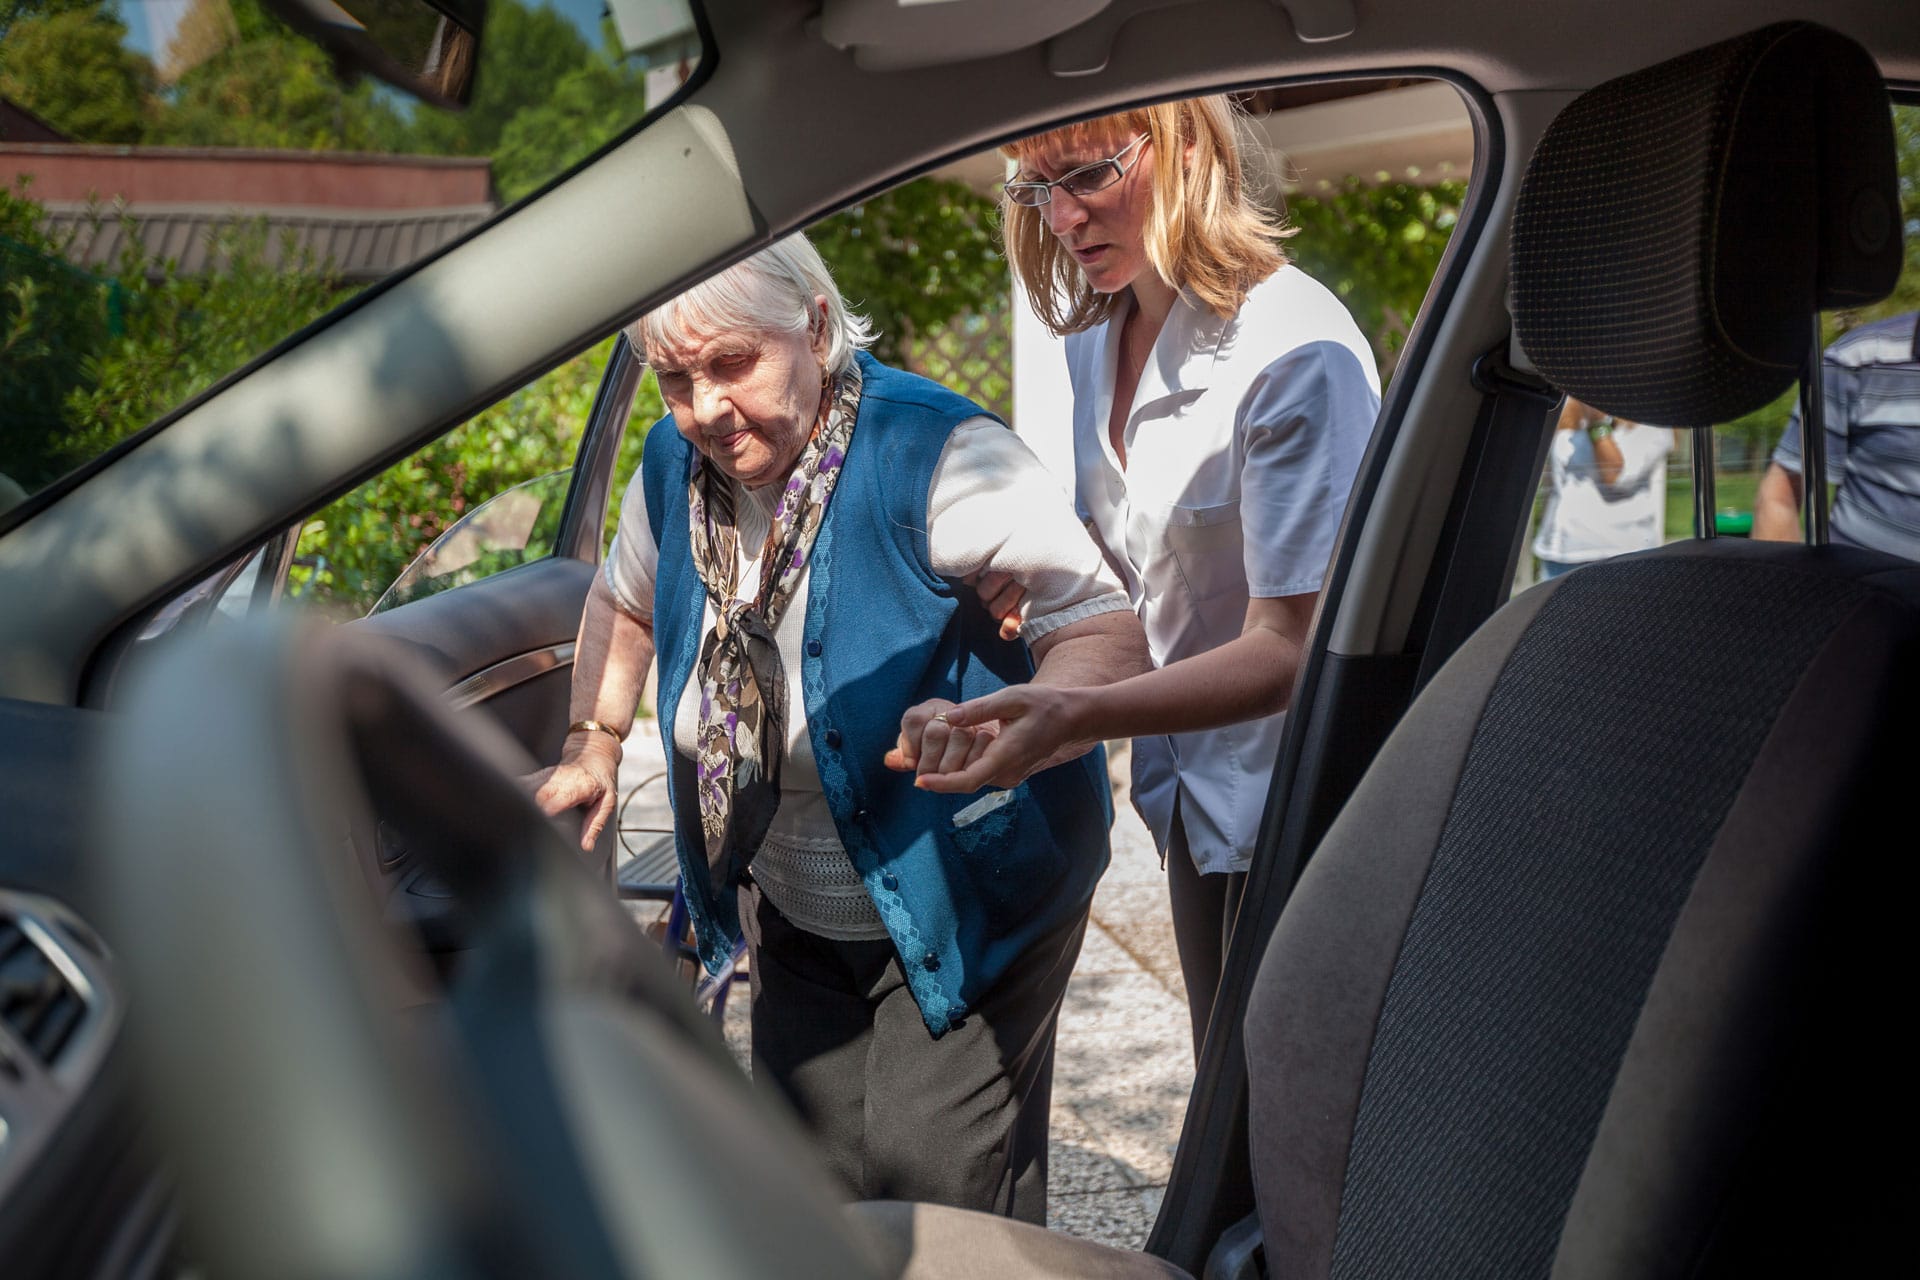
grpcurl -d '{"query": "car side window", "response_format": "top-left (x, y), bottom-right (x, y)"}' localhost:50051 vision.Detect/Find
top-left (125, 333), bottom-right (656, 645)
top-left (285, 336), bottom-right (657, 619)
top-left (1515, 99), bottom-right (1917, 590)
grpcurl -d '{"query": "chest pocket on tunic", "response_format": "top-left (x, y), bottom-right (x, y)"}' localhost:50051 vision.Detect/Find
top-left (1164, 500), bottom-right (1245, 603)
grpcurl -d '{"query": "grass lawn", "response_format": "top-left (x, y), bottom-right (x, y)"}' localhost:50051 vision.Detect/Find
top-left (1666, 466), bottom-right (1762, 540)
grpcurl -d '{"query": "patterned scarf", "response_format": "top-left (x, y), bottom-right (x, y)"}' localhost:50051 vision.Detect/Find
top-left (688, 362), bottom-right (860, 897)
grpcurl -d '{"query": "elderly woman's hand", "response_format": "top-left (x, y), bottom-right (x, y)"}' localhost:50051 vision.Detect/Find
top-left (885, 698), bottom-right (1001, 782)
top-left (530, 736), bottom-right (622, 852)
top-left (968, 569), bottom-right (1028, 642)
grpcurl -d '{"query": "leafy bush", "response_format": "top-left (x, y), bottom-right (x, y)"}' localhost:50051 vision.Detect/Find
top-left (1, 186), bottom-right (346, 493)
top-left (65, 220), bottom-right (344, 452)
top-left (810, 179), bottom-right (1010, 369)
top-left (1, 185), bottom-right (119, 491)
top-left (286, 339), bottom-right (662, 616)
top-left (1285, 178), bottom-right (1467, 381)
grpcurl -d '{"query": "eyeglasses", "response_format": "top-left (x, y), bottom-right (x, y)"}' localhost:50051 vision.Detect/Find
top-left (1003, 135), bottom-right (1149, 207)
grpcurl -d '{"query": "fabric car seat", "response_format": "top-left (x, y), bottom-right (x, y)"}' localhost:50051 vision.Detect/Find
top-left (854, 21), bottom-right (1919, 1279)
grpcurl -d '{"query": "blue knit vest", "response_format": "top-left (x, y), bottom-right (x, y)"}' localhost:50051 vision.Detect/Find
top-left (642, 353), bottom-right (1111, 1036)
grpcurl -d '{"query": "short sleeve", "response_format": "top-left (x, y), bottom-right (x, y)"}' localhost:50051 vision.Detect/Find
top-left (926, 418), bottom-right (1130, 640)
top-left (603, 471), bottom-right (659, 620)
top-left (1238, 341), bottom-right (1380, 598)
top-left (1770, 365), bottom-right (1853, 477)
top-left (1605, 423), bottom-right (1674, 492)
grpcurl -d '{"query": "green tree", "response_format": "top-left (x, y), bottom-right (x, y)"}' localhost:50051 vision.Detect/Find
top-left (151, 25), bottom-right (409, 151)
top-left (808, 177), bottom-right (1009, 368)
top-left (491, 54), bottom-right (646, 201)
top-left (0, 0), bottom-right (91, 42)
top-left (1284, 177), bottom-right (1466, 380)
top-left (0, 6), bottom-right (154, 143)
top-left (403, 0), bottom-right (595, 157)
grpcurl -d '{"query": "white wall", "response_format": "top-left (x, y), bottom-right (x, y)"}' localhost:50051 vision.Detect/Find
top-left (1009, 281), bottom-right (1079, 499)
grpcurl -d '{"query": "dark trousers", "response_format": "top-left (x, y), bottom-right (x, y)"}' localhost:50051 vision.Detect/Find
top-left (738, 880), bottom-right (1086, 1224)
top-left (1166, 812), bottom-right (1246, 1059)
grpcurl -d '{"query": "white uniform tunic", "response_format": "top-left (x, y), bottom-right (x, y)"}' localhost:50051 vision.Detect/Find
top-left (1065, 267), bottom-right (1381, 874)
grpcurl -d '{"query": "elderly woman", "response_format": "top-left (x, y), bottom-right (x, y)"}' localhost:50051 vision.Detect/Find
top-left (534, 234), bottom-right (1147, 1222)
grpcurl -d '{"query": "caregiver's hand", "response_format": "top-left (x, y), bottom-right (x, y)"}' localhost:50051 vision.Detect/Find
top-left (896, 685), bottom-right (1093, 793)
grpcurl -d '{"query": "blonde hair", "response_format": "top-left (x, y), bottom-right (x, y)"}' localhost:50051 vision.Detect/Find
top-left (1001, 95), bottom-right (1292, 335)
top-left (632, 233), bottom-right (874, 377)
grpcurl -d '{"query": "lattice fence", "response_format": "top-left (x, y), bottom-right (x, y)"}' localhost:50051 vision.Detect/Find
top-left (905, 302), bottom-right (1014, 423)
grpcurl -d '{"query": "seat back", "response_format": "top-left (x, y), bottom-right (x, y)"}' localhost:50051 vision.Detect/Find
top-left (1245, 23), bottom-right (1918, 1278)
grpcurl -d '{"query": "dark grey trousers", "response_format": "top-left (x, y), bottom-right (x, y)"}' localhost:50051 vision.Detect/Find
top-left (738, 880), bottom-right (1087, 1224)
top-left (1165, 811), bottom-right (1247, 1058)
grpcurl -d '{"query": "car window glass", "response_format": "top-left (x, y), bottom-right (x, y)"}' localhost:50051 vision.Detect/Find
top-left (286, 333), bottom-right (657, 619)
top-left (1515, 99), bottom-right (1918, 591)
top-left (127, 328), bottom-right (655, 637)
top-left (369, 470), bottom-right (571, 613)
top-left (0, 0), bottom-right (702, 524)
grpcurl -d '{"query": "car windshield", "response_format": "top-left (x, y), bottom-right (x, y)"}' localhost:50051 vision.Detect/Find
top-left (0, 0), bottom-right (701, 522)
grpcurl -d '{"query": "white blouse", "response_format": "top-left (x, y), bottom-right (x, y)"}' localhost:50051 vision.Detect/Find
top-left (604, 416), bottom-right (1129, 937)
top-left (1531, 423), bottom-right (1673, 565)
top-left (1066, 267), bottom-right (1381, 874)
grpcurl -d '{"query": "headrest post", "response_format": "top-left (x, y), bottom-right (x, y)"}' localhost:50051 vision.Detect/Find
top-left (1691, 434), bottom-right (1718, 540)
top-left (1799, 316), bottom-right (1831, 547)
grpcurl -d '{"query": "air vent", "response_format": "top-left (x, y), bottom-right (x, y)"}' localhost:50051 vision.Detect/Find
top-left (0, 915), bottom-right (86, 1065)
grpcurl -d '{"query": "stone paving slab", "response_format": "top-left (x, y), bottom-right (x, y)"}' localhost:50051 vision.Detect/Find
top-left (613, 724), bottom-right (1190, 1253)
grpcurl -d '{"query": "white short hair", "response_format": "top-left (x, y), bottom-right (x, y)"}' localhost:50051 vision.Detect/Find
top-left (632, 233), bottom-right (874, 377)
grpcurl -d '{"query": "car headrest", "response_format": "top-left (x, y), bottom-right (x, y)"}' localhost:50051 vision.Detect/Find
top-left (1511, 21), bottom-right (1902, 426)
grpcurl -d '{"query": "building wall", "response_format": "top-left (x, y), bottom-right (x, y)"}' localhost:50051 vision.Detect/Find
top-left (2, 144), bottom-right (497, 282)
top-left (0, 145), bottom-right (492, 209)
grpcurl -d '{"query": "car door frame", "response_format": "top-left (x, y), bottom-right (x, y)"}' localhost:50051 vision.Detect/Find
top-left (1143, 69), bottom-right (1523, 1272)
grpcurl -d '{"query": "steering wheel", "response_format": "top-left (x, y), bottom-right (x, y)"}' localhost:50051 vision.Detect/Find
top-left (97, 618), bottom-right (897, 1280)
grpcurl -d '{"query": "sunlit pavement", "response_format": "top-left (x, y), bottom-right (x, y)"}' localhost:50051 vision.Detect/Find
top-left (616, 724), bottom-right (1191, 1252)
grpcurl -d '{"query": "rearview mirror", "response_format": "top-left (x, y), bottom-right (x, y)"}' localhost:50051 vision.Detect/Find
top-left (262, 0), bottom-right (485, 109)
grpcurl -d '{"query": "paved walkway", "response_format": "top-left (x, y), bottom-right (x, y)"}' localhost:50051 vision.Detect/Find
top-left (614, 725), bottom-right (1190, 1252)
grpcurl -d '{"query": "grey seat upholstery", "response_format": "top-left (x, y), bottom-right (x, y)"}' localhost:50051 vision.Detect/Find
top-left (859, 21), bottom-right (1917, 1279)
top-left (1249, 21), bottom-right (1916, 1279)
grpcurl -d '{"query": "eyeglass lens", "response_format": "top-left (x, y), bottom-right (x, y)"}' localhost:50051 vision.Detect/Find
top-left (1007, 161), bottom-right (1122, 206)
top-left (1060, 163), bottom-right (1123, 196)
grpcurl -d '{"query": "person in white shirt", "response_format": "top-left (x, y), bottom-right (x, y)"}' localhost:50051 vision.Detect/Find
top-left (1532, 397), bottom-right (1672, 579)
top-left (892, 97), bottom-right (1381, 1056)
